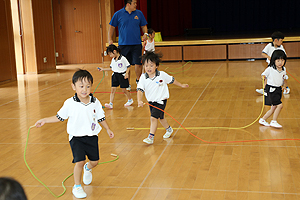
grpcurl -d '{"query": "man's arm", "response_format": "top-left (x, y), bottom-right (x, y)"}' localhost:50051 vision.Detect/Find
top-left (108, 25), bottom-right (116, 45)
top-left (141, 25), bottom-right (148, 41)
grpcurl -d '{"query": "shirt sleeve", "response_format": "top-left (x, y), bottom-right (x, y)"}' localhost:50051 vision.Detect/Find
top-left (262, 43), bottom-right (270, 55)
top-left (137, 75), bottom-right (145, 92)
top-left (95, 99), bottom-right (105, 121)
top-left (109, 11), bottom-right (119, 27)
top-left (161, 71), bottom-right (174, 84)
top-left (123, 57), bottom-right (130, 68)
top-left (261, 67), bottom-right (270, 78)
top-left (138, 10), bottom-right (148, 27)
top-left (57, 100), bottom-right (69, 120)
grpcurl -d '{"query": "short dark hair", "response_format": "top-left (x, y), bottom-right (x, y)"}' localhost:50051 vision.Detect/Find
top-left (0, 177), bottom-right (27, 200)
top-left (142, 51), bottom-right (162, 66)
top-left (148, 28), bottom-right (155, 35)
top-left (124, 0), bottom-right (132, 5)
top-left (72, 69), bottom-right (93, 85)
top-left (271, 31), bottom-right (284, 41)
top-left (106, 44), bottom-right (120, 54)
top-left (269, 49), bottom-right (287, 69)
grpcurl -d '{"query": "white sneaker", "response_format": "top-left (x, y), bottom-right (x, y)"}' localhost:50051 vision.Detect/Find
top-left (143, 137), bottom-right (154, 144)
top-left (259, 118), bottom-right (270, 127)
top-left (283, 87), bottom-right (290, 94)
top-left (72, 185), bottom-right (87, 199)
top-left (270, 120), bottom-right (282, 128)
top-left (83, 163), bottom-right (92, 185)
top-left (105, 103), bottom-right (113, 109)
top-left (256, 89), bottom-right (267, 96)
top-left (124, 99), bottom-right (133, 107)
top-left (126, 85), bottom-right (131, 91)
top-left (163, 127), bottom-right (173, 139)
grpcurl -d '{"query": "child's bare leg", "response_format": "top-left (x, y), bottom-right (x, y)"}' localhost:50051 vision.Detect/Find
top-left (272, 104), bottom-right (283, 121)
top-left (262, 106), bottom-right (276, 120)
top-left (150, 116), bottom-right (158, 134)
top-left (110, 87), bottom-right (117, 103)
top-left (122, 88), bottom-right (132, 100)
top-left (87, 160), bottom-right (98, 170)
top-left (74, 160), bottom-right (85, 185)
top-left (159, 118), bottom-right (169, 129)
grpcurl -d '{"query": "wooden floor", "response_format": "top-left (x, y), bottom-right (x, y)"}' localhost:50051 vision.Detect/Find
top-left (1, 59), bottom-right (300, 200)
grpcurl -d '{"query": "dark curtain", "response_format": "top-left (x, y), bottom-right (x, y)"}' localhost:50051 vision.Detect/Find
top-left (149, 0), bottom-right (192, 37)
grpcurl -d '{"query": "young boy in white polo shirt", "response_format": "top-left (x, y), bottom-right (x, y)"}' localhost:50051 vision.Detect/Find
top-left (34, 69), bottom-right (114, 198)
top-left (137, 52), bottom-right (189, 144)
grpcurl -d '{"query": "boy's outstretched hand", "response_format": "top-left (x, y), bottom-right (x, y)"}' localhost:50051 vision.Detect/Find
top-left (107, 129), bottom-right (114, 138)
top-left (181, 84), bottom-right (189, 88)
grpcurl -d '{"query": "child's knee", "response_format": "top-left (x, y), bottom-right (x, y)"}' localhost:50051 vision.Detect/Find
top-left (89, 160), bottom-right (98, 167)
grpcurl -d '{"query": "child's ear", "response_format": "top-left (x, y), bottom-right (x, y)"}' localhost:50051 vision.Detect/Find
top-left (71, 83), bottom-right (76, 91)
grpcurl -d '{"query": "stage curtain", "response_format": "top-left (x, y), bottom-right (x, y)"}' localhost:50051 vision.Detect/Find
top-left (150, 0), bottom-right (192, 37)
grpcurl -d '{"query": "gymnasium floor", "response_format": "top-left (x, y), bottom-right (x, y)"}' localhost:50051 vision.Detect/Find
top-left (1, 59), bottom-right (300, 199)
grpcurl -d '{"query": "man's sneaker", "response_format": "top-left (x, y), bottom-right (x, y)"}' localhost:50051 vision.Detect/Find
top-left (256, 88), bottom-right (267, 96)
top-left (126, 85), bottom-right (131, 91)
top-left (105, 103), bottom-right (113, 109)
top-left (72, 185), bottom-right (87, 199)
top-left (143, 137), bottom-right (154, 144)
top-left (270, 120), bottom-right (282, 128)
top-left (83, 163), bottom-right (92, 185)
top-left (124, 99), bottom-right (133, 107)
top-left (259, 118), bottom-right (270, 127)
top-left (163, 127), bottom-right (173, 139)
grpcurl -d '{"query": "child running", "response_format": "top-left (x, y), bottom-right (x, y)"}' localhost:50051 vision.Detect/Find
top-left (98, 44), bottom-right (134, 109)
top-left (137, 51), bottom-right (189, 144)
top-left (35, 69), bottom-right (114, 199)
top-left (259, 50), bottom-right (288, 128)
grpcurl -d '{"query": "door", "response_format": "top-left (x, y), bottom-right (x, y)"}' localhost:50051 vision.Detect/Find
top-left (55, 0), bottom-right (103, 64)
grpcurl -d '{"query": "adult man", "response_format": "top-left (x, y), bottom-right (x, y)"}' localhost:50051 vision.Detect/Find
top-left (108, 0), bottom-right (148, 90)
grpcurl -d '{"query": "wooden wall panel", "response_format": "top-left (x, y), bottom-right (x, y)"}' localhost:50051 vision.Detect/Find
top-left (155, 46), bottom-right (182, 61)
top-left (31, 0), bottom-right (56, 72)
top-left (183, 45), bottom-right (226, 60)
top-left (284, 42), bottom-right (300, 58)
top-left (228, 43), bottom-right (266, 59)
top-left (0, 0), bottom-right (17, 82)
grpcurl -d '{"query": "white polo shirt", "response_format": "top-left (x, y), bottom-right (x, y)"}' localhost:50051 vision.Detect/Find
top-left (110, 55), bottom-right (130, 73)
top-left (262, 66), bottom-right (286, 87)
top-left (137, 70), bottom-right (174, 104)
top-left (57, 94), bottom-right (105, 141)
top-left (262, 43), bottom-right (286, 64)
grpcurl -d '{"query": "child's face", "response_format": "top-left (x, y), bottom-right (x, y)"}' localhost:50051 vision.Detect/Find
top-left (275, 58), bottom-right (285, 68)
top-left (108, 50), bottom-right (118, 58)
top-left (149, 32), bottom-right (155, 39)
top-left (274, 39), bottom-right (283, 47)
top-left (144, 60), bottom-right (158, 76)
top-left (72, 78), bottom-right (92, 101)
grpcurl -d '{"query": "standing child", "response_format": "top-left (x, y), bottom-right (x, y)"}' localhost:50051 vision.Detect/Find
top-left (35, 69), bottom-right (114, 199)
top-left (256, 31), bottom-right (290, 95)
top-left (143, 28), bottom-right (155, 54)
top-left (98, 44), bottom-right (134, 109)
top-left (137, 51), bottom-right (189, 144)
top-left (259, 50), bottom-right (288, 128)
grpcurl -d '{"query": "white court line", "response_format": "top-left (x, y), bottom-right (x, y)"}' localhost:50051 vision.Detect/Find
top-left (130, 64), bottom-right (223, 200)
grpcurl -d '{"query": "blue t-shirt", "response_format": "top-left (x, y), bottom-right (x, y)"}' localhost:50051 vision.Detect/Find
top-left (110, 7), bottom-right (147, 45)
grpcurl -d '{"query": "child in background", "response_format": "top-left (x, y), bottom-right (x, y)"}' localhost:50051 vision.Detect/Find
top-left (98, 44), bottom-right (134, 109)
top-left (137, 51), bottom-right (189, 144)
top-left (143, 28), bottom-right (155, 54)
top-left (35, 69), bottom-right (114, 199)
top-left (259, 50), bottom-right (288, 128)
top-left (256, 31), bottom-right (290, 95)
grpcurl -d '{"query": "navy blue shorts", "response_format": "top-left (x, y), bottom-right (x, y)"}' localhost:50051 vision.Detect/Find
top-left (264, 85), bottom-right (282, 106)
top-left (119, 45), bottom-right (142, 65)
top-left (112, 72), bottom-right (129, 88)
top-left (148, 100), bottom-right (167, 119)
top-left (69, 135), bottom-right (99, 163)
